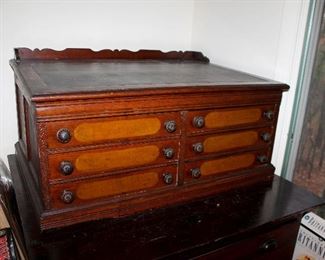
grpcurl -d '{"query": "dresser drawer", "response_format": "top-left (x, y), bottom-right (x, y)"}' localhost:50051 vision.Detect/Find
top-left (48, 140), bottom-right (179, 180)
top-left (49, 165), bottom-right (177, 208)
top-left (197, 220), bottom-right (299, 260)
top-left (45, 112), bottom-right (181, 148)
top-left (185, 127), bottom-right (273, 158)
top-left (184, 150), bottom-right (270, 182)
top-left (187, 105), bottom-right (276, 134)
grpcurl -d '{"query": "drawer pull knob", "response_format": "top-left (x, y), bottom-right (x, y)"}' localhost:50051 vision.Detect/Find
top-left (57, 128), bottom-right (71, 143)
top-left (163, 172), bottom-right (173, 184)
top-left (164, 120), bottom-right (177, 133)
top-left (193, 116), bottom-right (205, 128)
top-left (257, 155), bottom-right (268, 163)
top-left (260, 239), bottom-right (278, 252)
top-left (59, 161), bottom-right (74, 175)
top-left (190, 168), bottom-right (201, 178)
top-left (263, 110), bottom-right (274, 120)
top-left (163, 148), bottom-right (174, 159)
top-left (61, 190), bottom-right (74, 204)
top-left (261, 132), bottom-right (272, 142)
top-left (193, 143), bottom-right (204, 153)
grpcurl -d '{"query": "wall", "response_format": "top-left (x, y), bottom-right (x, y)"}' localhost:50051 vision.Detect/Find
top-left (191, 0), bottom-right (310, 175)
top-left (0, 0), bottom-right (194, 164)
top-left (0, 0), bottom-right (310, 176)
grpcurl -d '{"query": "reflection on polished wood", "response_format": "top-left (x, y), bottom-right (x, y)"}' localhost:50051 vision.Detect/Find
top-left (75, 145), bottom-right (160, 172)
top-left (77, 171), bottom-right (159, 200)
top-left (74, 118), bottom-right (161, 142)
top-left (201, 153), bottom-right (255, 176)
top-left (205, 108), bottom-right (262, 128)
top-left (203, 130), bottom-right (258, 153)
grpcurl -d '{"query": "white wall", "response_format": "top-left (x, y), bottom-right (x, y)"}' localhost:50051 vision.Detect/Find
top-left (0, 0), bottom-right (310, 176)
top-left (0, 0), bottom-right (194, 164)
top-left (191, 0), bottom-right (310, 175)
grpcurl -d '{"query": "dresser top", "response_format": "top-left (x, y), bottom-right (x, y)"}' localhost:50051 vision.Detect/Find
top-left (10, 48), bottom-right (288, 101)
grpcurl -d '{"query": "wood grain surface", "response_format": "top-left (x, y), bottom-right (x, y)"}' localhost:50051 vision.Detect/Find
top-left (76, 171), bottom-right (159, 200)
top-left (203, 130), bottom-right (258, 153)
top-left (200, 153), bottom-right (256, 176)
top-left (205, 107), bottom-right (262, 128)
top-left (73, 117), bottom-right (161, 142)
top-left (75, 145), bottom-right (160, 172)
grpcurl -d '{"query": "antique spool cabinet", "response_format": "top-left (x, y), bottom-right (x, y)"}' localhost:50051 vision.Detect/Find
top-left (10, 48), bottom-right (289, 230)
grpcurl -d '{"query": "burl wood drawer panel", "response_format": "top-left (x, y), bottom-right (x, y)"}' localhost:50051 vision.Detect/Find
top-left (187, 105), bottom-right (276, 134)
top-left (45, 112), bottom-right (181, 148)
top-left (185, 127), bottom-right (274, 158)
top-left (50, 165), bottom-right (177, 208)
top-left (48, 140), bottom-right (179, 180)
top-left (184, 150), bottom-right (271, 182)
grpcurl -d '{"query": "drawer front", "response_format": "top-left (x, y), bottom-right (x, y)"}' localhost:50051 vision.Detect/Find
top-left (184, 150), bottom-right (270, 182)
top-left (188, 105), bottom-right (276, 134)
top-left (48, 140), bottom-right (179, 180)
top-left (50, 166), bottom-right (177, 208)
top-left (186, 127), bottom-right (273, 158)
top-left (197, 220), bottom-right (299, 260)
top-left (45, 112), bottom-right (181, 148)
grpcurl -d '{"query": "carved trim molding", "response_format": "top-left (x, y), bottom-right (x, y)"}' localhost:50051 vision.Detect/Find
top-left (14, 48), bottom-right (210, 62)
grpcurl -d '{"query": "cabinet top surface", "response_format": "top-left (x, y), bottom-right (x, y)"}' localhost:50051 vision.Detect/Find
top-left (10, 48), bottom-right (288, 101)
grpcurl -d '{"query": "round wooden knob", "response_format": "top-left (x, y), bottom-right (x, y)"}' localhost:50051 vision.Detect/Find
top-left (261, 132), bottom-right (272, 142)
top-left (192, 116), bottom-right (205, 128)
top-left (164, 120), bottom-right (177, 133)
top-left (163, 172), bottom-right (173, 184)
top-left (257, 155), bottom-right (268, 163)
top-left (61, 190), bottom-right (74, 204)
top-left (163, 148), bottom-right (174, 159)
top-left (263, 110), bottom-right (274, 120)
top-left (193, 143), bottom-right (204, 153)
top-left (190, 168), bottom-right (201, 178)
top-left (59, 161), bottom-right (74, 175)
top-left (57, 128), bottom-right (71, 143)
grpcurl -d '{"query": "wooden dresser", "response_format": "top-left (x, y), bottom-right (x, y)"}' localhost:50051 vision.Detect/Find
top-left (7, 156), bottom-right (325, 260)
top-left (10, 48), bottom-right (289, 230)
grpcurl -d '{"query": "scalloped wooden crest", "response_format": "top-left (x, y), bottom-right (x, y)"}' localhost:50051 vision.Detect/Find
top-left (14, 48), bottom-right (209, 62)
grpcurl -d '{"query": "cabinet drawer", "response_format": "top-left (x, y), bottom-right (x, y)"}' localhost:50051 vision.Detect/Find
top-left (186, 127), bottom-right (273, 158)
top-left (45, 112), bottom-right (181, 148)
top-left (49, 165), bottom-right (177, 208)
top-left (184, 150), bottom-right (270, 182)
top-left (187, 105), bottom-right (276, 134)
top-left (48, 140), bottom-right (179, 180)
top-left (197, 220), bottom-right (299, 260)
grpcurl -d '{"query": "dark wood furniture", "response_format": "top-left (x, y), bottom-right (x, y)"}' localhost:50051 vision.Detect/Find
top-left (7, 154), bottom-right (325, 260)
top-left (0, 159), bottom-right (24, 259)
top-left (10, 48), bottom-right (289, 229)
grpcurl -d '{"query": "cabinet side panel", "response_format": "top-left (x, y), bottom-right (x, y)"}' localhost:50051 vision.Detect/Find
top-left (15, 84), bottom-right (27, 157)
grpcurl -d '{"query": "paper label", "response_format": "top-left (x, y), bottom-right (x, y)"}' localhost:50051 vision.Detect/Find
top-left (292, 212), bottom-right (325, 260)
